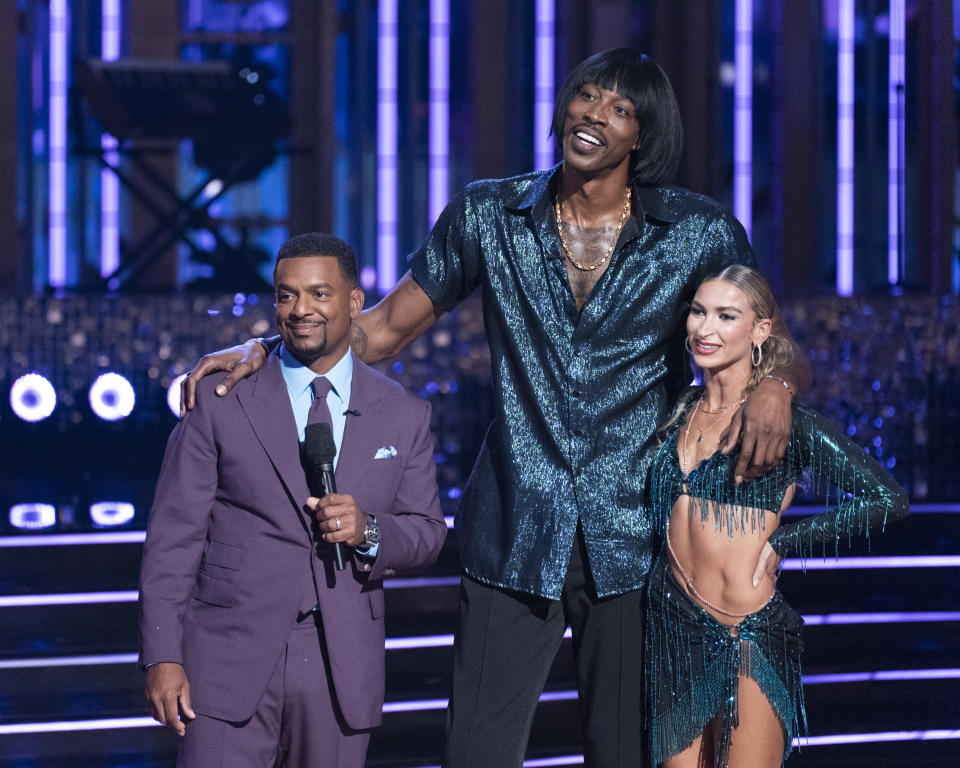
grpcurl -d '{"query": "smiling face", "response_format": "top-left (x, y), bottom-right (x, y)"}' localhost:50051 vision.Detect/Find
top-left (274, 255), bottom-right (364, 374)
top-left (686, 279), bottom-right (771, 376)
top-left (561, 83), bottom-right (641, 179)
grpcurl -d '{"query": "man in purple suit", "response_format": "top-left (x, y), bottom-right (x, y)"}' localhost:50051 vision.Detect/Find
top-left (139, 233), bottom-right (447, 767)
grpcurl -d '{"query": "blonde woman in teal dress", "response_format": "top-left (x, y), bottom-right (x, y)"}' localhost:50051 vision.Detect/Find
top-left (645, 265), bottom-right (909, 768)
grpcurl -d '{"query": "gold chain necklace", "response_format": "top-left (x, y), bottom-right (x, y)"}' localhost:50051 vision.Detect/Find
top-left (680, 396), bottom-right (745, 477)
top-left (554, 186), bottom-right (631, 271)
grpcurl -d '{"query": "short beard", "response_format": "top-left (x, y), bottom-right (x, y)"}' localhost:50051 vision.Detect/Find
top-left (282, 324), bottom-right (327, 366)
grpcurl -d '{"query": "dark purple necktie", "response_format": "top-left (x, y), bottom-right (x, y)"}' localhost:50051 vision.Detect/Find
top-left (307, 376), bottom-right (333, 430)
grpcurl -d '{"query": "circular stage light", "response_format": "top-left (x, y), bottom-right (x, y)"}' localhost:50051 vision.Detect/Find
top-left (9, 503), bottom-right (56, 530)
top-left (10, 373), bottom-right (57, 422)
top-left (89, 372), bottom-right (136, 421)
top-left (90, 501), bottom-right (135, 528)
top-left (166, 373), bottom-right (188, 418)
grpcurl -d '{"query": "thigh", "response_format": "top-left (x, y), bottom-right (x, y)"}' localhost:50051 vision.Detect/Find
top-left (278, 621), bottom-right (370, 768)
top-left (727, 677), bottom-right (785, 768)
top-left (443, 573), bottom-right (566, 768)
top-left (562, 532), bottom-right (646, 768)
top-left (177, 661), bottom-right (283, 768)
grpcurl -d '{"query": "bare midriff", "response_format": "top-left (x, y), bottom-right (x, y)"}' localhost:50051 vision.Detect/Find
top-left (666, 487), bottom-right (793, 627)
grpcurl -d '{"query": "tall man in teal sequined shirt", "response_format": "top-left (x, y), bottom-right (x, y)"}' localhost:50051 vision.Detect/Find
top-left (185, 48), bottom-right (808, 768)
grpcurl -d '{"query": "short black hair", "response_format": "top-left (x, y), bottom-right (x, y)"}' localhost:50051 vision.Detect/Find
top-left (551, 48), bottom-right (684, 185)
top-left (274, 232), bottom-right (358, 288)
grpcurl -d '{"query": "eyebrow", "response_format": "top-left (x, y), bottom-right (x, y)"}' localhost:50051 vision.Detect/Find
top-left (276, 282), bottom-right (335, 292)
top-left (691, 301), bottom-right (743, 314)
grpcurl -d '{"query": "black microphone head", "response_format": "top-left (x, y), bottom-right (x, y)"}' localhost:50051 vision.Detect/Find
top-left (303, 422), bottom-right (337, 465)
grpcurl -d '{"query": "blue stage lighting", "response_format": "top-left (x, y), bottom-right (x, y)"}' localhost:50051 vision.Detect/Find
top-left (88, 372), bottom-right (135, 421)
top-left (89, 502), bottom-right (135, 528)
top-left (9, 374), bottom-right (57, 422)
top-left (10, 503), bottom-right (56, 530)
top-left (166, 373), bottom-right (188, 418)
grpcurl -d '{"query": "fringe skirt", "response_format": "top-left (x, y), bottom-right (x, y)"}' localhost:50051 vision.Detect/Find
top-left (645, 553), bottom-right (806, 767)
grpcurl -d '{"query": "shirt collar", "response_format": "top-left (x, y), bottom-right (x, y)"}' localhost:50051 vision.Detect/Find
top-left (504, 163), bottom-right (681, 226)
top-left (278, 344), bottom-right (354, 404)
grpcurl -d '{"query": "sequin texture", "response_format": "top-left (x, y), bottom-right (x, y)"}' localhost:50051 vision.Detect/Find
top-left (645, 392), bottom-right (909, 766)
top-left (409, 165), bottom-right (756, 598)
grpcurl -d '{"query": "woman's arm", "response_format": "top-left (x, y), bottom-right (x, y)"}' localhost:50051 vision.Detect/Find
top-left (767, 407), bottom-right (909, 561)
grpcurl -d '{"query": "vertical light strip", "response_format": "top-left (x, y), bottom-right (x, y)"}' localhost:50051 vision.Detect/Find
top-left (533, 0), bottom-right (556, 170)
top-left (887, 0), bottom-right (905, 286)
top-left (836, 0), bottom-right (855, 296)
top-left (48, 0), bottom-right (69, 287)
top-left (377, 0), bottom-right (399, 294)
top-left (733, 0), bottom-right (753, 239)
top-left (428, 0), bottom-right (450, 226)
top-left (100, 0), bottom-right (121, 278)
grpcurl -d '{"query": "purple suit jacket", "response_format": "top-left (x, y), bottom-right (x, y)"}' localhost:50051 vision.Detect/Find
top-left (138, 351), bottom-right (446, 728)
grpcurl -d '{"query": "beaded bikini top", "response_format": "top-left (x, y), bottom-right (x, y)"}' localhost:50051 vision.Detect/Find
top-left (648, 388), bottom-right (909, 560)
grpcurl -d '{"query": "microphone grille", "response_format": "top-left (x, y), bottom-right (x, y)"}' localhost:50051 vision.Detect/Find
top-left (303, 422), bottom-right (337, 464)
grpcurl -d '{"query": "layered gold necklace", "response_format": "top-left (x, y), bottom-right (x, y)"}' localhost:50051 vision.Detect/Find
top-left (554, 186), bottom-right (632, 271)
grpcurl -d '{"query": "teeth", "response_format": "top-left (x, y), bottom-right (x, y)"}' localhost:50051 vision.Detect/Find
top-left (574, 131), bottom-right (602, 146)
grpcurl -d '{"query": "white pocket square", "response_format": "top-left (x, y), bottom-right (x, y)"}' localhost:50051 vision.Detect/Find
top-left (374, 446), bottom-right (398, 460)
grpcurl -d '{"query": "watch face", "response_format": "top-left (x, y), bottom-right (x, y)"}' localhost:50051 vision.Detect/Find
top-left (364, 520), bottom-right (380, 546)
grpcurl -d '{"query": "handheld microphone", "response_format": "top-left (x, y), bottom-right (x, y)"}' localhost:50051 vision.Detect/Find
top-left (303, 422), bottom-right (347, 571)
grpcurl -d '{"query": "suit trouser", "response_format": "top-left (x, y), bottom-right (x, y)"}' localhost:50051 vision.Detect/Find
top-left (177, 618), bottom-right (371, 768)
top-left (442, 528), bottom-right (647, 768)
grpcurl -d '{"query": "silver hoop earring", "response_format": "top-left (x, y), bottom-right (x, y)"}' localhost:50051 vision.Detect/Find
top-left (751, 343), bottom-right (763, 368)
top-left (685, 337), bottom-right (694, 355)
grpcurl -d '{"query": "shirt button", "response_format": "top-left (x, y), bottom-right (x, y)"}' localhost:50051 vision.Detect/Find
top-left (572, 388), bottom-right (581, 398)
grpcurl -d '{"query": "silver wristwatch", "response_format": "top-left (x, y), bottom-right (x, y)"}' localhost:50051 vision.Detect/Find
top-left (363, 514), bottom-right (380, 548)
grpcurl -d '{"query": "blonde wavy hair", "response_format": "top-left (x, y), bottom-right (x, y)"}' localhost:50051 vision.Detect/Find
top-left (710, 264), bottom-right (794, 396)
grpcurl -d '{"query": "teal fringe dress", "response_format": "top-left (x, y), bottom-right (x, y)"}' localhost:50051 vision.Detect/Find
top-left (645, 393), bottom-right (909, 767)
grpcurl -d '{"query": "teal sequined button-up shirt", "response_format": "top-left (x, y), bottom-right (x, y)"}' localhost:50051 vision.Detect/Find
top-left (409, 165), bottom-right (756, 599)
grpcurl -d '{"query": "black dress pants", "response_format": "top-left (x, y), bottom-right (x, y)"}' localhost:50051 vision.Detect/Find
top-left (442, 528), bottom-right (647, 768)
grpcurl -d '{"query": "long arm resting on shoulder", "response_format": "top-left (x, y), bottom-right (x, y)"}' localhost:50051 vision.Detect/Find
top-left (721, 315), bottom-right (813, 482)
top-left (180, 271), bottom-right (442, 413)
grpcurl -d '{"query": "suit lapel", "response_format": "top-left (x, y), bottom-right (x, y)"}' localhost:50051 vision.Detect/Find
top-left (334, 357), bottom-right (385, 492)
top-left (236, 352), bottom-right (311, 515)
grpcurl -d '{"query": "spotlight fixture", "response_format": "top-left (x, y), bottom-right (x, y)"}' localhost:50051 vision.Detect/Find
top-left (89, 372), bottom-right (135, 421)
top-left (90, 501), bottom-right (135, 528)
top-left (9, 374), bottom-right (57, 422)
top-left (10, 503), bottom-right (57, 530)
top-left (166, 373), bottom-right (188, 418)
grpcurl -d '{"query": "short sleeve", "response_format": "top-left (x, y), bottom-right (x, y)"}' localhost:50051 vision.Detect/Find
top-left (408, 187), bottom-right (483, 312)
top-left (699, 208), bottom-right (757, 279)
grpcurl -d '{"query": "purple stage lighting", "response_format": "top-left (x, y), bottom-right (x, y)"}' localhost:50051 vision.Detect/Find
top-left (377, 0), bottom-right (399, 294)
top-left (733, 0), bottom-right (753, 238)
top-left (100, 0), bottom-right (121, 278)
top-left (428, 0), bottom-right (450, 225)
top-left (887, 0), bottom-right (905, 286)
top-left (9, 504), bottom-right (56, 531)
top-left (10, 373), bottom-right (57, 422)
top-left (48, 0), bottom-right (69, 287)
top-left (166, 373), bottom-right (188, 417)
top-left (836, 0), bottom-right (855, 296)
top-left (533, 0), bottom-right (556, 171)
top-left (89, 502), bottom-right (135, 528)
top-left (88, 372), bottom-right (135, 421)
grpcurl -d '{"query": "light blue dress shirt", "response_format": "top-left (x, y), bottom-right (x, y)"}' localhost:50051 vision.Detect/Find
top-left (279, 343), bottom-right (352, 464)
top-left (278, 344), bottom-right (377, 557)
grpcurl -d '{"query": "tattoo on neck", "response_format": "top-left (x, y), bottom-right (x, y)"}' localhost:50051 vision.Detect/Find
top-left (349, 323), bottom-right (368, 359)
